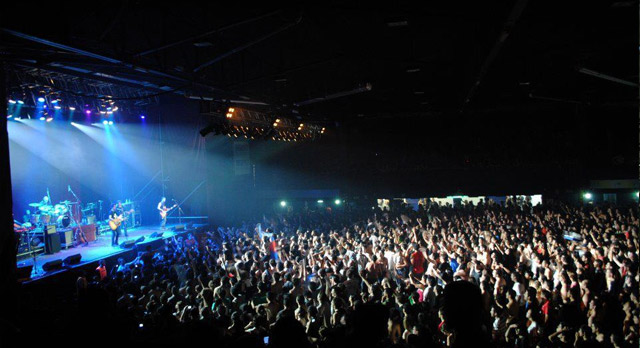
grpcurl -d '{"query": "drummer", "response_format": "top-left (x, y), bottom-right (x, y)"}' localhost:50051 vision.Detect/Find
top-left (38, 196), bottom-right (52, 209)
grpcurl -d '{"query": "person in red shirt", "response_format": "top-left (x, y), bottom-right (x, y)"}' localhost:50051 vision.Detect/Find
top-left (96, 260), bottom-right (107, 281)
top-left (411, 245), bottom-right (425, 275)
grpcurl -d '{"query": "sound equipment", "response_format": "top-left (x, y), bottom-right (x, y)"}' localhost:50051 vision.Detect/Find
top-left (172, 224), bottom-right (185, 232)
top-left (59, 229), bottom-right (73, 249)
top-left (63, 254), bottom-right (82, 267)
top-left (135, 236), bottom-right (145, 244)
top-left (42, 259), bottom-right (63, 272)
top-left (44, 232), bottom-right (61, 254)
top-left (119, 240), bottom-right (137, 249)
top-left (149, 231), bottom-right (164, 238)
top-left (16, 265), bottom-right (33, 281)
top-left (86, 215), bottom-right (96, 224)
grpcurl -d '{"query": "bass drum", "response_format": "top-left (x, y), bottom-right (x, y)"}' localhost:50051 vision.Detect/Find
top-left (57, 215), bottom-right (70, 228)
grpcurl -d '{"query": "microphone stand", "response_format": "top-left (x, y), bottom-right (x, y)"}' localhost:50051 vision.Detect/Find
top-left (67, 186), bottom-right (86, 245)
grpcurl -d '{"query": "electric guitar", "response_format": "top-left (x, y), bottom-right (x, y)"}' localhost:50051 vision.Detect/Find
top-left (109, 209), bottom-right (134, 231)
top-left (159, 204), bottom-right (178, 219)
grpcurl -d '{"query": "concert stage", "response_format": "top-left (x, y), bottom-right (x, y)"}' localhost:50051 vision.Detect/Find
top-left (17, 224), bottom-right (197, 283)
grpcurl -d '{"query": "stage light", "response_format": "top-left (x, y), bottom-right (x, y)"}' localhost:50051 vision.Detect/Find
top-left (228, 107), bottom-right (235, 113)
top-left (583, 192), bottom-right (593, 200)
top-left (102, 120), bottom-right (108, 125)
top-left (69, 106), bottom-right (76, 111)
top-left (46, 117), bottom-right (53, 122)
top-left (108, 120), bottom-right (114, 125)
top-left (53, 105), bottom-right (62, 110)
top-left (39, 116), bottom-right (46, 121)
top-left (113, 106), bottom-right (119, 111)
top-left (226, 113), bottom-right (233, 118)
top-left (6, 115), bottom-right (12, 119)
top-left (280, 200), bottom-right (287, 207)
top-left (140, 115), bottom-right (145, 119)
top-left (51, 99), bottom-right (59, 104)
top-left (17, 100), bottom-right (24, 105)
top-left (37, 97), bottom-right (45, 103)
top-left (334, 199), bottom-right (341, 205)
top-left (8, 99), bottom-right (16, 104)
top-left (317, 199), bottom-right (324, 204)
top-left (85, 110), bottom-right (91, 115)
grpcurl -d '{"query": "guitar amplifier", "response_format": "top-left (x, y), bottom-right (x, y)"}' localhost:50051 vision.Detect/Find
top-left (46, 224), bottom-right (57, 235)
top-left (44, 233), bottom-right (61, 254)
top-left (58, 229), bottom-right (73, 249)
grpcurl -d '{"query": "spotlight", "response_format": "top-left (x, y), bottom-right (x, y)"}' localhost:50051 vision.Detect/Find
top-left (334, 199), bottom-right (341, 205)
top-left (69, 107), bottom-right (76, 111)
top-left (102, 120), bottom-right (108, 125)
top-left (228, 107), bottom-right (235, 113)
top-left (37, 97), bottom-right (45, 103)
top-left (8, 99), bottom-right (16, 104)
top-left (583, 192), bottom-right (592, 200)
top-left (108, 120), bottom-right (114, 125)
top-left (85, 110), bottom-right (91, 115)
top-left (317, 199), bottom-right (324, 204)
top-left (280, 200), bottom-right (287, 207)
top-left (226, 113), bottom-right (233, 118)
top-left (140, 115), bottom-right (146, 119)
top-left (17, 100), bottom-right (24, 105)
top-left (53, 105), bottom-right (62, 110)
top-left (46, 117), bottom-right (53, 122)
top-left (51, 99), bottom-right (59, 104)
top-left (39, 116), bottom-right (46, 121)
top-left (6, 115), bottom-right (12, 119)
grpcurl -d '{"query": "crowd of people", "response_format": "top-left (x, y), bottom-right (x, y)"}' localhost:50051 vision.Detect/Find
top-left (76, 197), bottom-right (639, 347)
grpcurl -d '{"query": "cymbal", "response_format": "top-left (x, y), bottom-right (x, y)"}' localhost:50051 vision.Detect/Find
top-left (59, 200), bottom-right (75, 205)
top-left (29, 203), bottom-right (42, 207)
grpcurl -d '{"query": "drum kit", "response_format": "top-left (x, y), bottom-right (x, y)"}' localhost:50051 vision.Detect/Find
top-left (28, 200), bottom-right (82, 229)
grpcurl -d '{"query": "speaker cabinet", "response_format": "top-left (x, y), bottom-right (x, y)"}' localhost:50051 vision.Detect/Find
top-left (44, 232), bottom-right (61, 254)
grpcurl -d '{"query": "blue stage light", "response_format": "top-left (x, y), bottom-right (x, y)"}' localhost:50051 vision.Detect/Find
top-left (103, 120), bottom-right (108, 125)
top-left (69, 106), bottom-right (76, 111)
top-left (108, 120), bottom-right (114, 125)
top-left (280, 200), bottom-right (287, 207)
top-left (39, 116), bottom-right (46, 121)
top-left (51, 99), bottom-right (59, 104)
top-left (46, 117), bottom-right (53, 122)
top-left (37, 97), bottom-right (45, 103)
top-left (17, 100), bottom-right (25, 105)
top-left (53, 105), bottom-right (62, 110)
top-left (317, 199), bottom-right (324, 204)
top-left (140, 115), bottom-right (146, 119)
top-left (8, 99), bottom-right (16, 104)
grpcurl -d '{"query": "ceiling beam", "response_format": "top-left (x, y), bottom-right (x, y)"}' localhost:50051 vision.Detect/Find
top-left (461, 0), bottom-right (529, 111)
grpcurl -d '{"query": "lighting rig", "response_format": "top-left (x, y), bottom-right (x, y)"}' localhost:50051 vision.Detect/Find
top-left (199, 104), bottom-right (326, 142)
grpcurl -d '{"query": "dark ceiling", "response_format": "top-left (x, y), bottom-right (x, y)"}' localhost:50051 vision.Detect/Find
top-left (1, 1), bottom-right (636, 123)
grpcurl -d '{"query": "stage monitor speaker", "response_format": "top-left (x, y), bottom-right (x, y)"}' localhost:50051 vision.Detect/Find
top-left (42, 259), bottom-right (63, 272)
top-left (149, 232), bottom-right (164, 238)
top-left (135, 236), bottom-right (145, 244)
top-left (63, 254), bottom-right (82, 267)
top-left (119, 240), bottom-right (137, 249)
top-left (44, 233), bottom-right (61, 254)
top-left (172, 225), bottom-right (185, 232)
top-left (16, 265), bottom-right (33, 281)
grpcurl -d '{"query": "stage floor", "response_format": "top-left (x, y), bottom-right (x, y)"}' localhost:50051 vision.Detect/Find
top-left (17, 224), bottom-right (184, 280)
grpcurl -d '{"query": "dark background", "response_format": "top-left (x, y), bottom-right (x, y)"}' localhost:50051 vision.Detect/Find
top-left (1, 1), bottom-right (637, 225)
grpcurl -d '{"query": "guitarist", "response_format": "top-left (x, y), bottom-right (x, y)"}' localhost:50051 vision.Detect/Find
top-left (158, 197), bottom-right (168, 230)
top-left (110, 201), bottom-right (125, 246)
